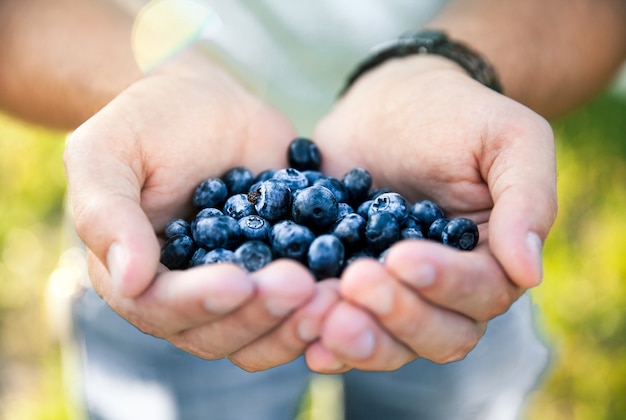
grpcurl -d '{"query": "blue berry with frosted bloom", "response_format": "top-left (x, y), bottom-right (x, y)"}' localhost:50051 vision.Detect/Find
top-left (188, 247), bottom-right (208, 268)
top-left (269, 220), bottom-right (315, 263)
top-left (251, 179), bottom-right (292, 221)
top-left (238, 215), bottom-right (270, 241)
top-left (222, 166), bottom-right (254, 195)
top-left (411, 200), bottom-right (445, 235)
top-left (272, 168), bottom-right (309, 191)
top-left (193, 178), bottom-right (228, 209)
top-left (235, 240), bottom-right (273, 272)
top-left (442, 217), bottom-right (479, 250)
top-left (357, 199), bottom-right (373, 220)
top-left (331, 212), bottom-right (366, 251)
top-left (303, 170), bottom-right (325, 186)
top-left (223, 193), bottom-right (256, 220)
top-left (336, 202), bottom-right (355, 221)
top-left (202, 248), bottom-right (238, 265)
top-left (369, 192), bottom-right (409, 225)
top-left (366, 212), bottom-right (400, 254)
top-left (291, 185), bottom-right (339, 231)
top-left (287, 137), bottom-right (322, 171)
top-left (401, 227), bottom-right (425, 240)
top-left (428, 218), bottom-right (450, 242)
top-left (164, 218), bottom-right (190, 239)
top-left (307, 234), bottom-right (345, 280)
top-left (253, 168), bottom-right (277, 184)
top-left (342, 167), bottom-right (372, 205)
top-left (314, 177), bottom-right (349, 203)
top-left (160, 234), bottom-right (196, 270)
top-left (192, 215), bottom-right (242, 250)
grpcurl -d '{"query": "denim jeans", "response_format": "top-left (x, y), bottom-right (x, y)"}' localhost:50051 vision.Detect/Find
top-left (68, 286), bottom-right (549, 420)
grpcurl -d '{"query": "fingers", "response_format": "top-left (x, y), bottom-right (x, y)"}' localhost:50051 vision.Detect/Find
top-left (65, 122), bottom-right (160, 298)
top-left (337, 259), bottom-right (485, 365)
top-left (317, 301), bottom-right (418, 371)
top-left (167, 260), bottom-right (316, 360)
top-left (89, 255), bottom-right (318, 361)
top-left (484, 111), bottom-right (558, 288)
top-left (384, 240), bottom-right (524, 321)
top-left (228, 279), bottom-right (340, 372)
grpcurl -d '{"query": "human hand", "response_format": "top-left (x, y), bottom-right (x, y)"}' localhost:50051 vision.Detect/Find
top-left (305, 55), bottom-right (557, 372)
top-left (64, 50), bottom-right (336, 370)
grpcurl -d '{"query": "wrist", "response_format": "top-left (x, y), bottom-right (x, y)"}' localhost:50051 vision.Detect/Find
top-left (342, 30), bottom-right (502, 96)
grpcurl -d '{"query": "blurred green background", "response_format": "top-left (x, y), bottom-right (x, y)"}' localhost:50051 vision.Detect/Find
top-left (0, 81), bottom-right (625, 419)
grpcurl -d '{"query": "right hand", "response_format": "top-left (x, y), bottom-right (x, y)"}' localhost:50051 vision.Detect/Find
top-left (64, 50), bottom-right (337, 371)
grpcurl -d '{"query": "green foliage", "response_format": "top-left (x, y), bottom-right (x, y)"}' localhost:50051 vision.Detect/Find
top-left (0, 113), bottom-right (70, 420)
top-left (527, 92), bottom-right (626, 420)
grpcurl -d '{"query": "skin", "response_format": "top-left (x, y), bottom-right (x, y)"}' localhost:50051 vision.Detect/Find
top-left (1, 0), bottom-right (625, 374)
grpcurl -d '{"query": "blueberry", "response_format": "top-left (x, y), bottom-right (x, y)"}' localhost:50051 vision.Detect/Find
top-left (400, 227), bottom-right (425, 240)
top-left (369, 192), bottom-right (409, 224)
top-left (402, 215), bottom-right (423, 231)
top-left (369, 187), bottom-right (393, 200)
top-left (307, 234), bottom-right (345, 280)
top-left (269, 220), bottom-right (315, 262)
top-left (291, 185), bottom-right (339, 231)
top-left (272, 168), bottom-right (309, 191)
top-left (428, 218), bottom-right (450, 242)
top-left (194, 207), bottom-right (224, 219)
top-left (313, 177), bottom-right (348, 203)
top-left (235, 240), bottom-right (273, 272)
top-left (188, 247), bottom-right (208, 268)
top-left (202, 248), bottom-right (238, 265)
top-left (357, 199), bottom-right (373, 220)
top-left (365, 211), bottom-right (400, 254)
top-left (331, 213), bottom-right (366, 251)
top-left (253, 168), bottom-right (277, 184)
top-left (442, 217), bottom-right (479, 250)
top-left (164, 218), bottom-right (190, 238)
top-left (191, 208), bottom-right (224, 236)
top-left (342, 167), bottom-right (372, 205)
top-left (250, 179), bottom-right (292, 221)
top-left (411, 200), bottom-right (445, 234)
top-left (192, 178), bottom-right (228, 209)
top-left (302, 170), bottom-right (325, 186)
top-left (160, 234), bottom-right (196, 270)
top-left (344, 249), bottom-right (375, 267)
top-left (287, 137), bottom-right (322, 171)
top-left (336, 202), bottom-right (355, 221)
top-left (222, 166), bottom-right (254, 195)
top-left (238, 215), bottom-right (270, 241)
top-left (223, 193), bottom-right (257, 220)
top-left (192, 215), bottom-right (242, 250)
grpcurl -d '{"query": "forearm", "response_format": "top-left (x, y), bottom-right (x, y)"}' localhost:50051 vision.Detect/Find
top-left (427, 0), bottom-right (626, 118)
top-left (0, 0), bottom-right (143, 129)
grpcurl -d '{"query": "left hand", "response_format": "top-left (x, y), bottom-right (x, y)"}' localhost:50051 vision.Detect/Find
top-left (304, 55), bottom-right (557, 372)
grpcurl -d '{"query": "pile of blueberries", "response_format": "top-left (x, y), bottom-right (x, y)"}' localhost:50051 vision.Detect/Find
top-left (160, 138), bottom-right (479, 280)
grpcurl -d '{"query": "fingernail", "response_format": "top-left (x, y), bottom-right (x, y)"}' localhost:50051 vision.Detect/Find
top-left (204, 282), bottom-right (254, 315)
top-left (265, 297), bottom-right (297, 317)
top-left (324, 358), bottom-right (347, 371)
top-left (526, 232), bottom-right (544, 285)
top-left (345, 329), bottom-right (375, 360)
top-left (297, 319), bottom-right (318, 342)
top-left (404, 263), bottom-right (436, 288)
top-left (362, 283), bottom-right (394, 316)
top-left (107, 242), bottom-right (127, 293)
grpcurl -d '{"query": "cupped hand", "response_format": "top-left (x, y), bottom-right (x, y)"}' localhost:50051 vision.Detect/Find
top-left (306, 55), bottom-right (557, 372)
top-left (64, 50), bottom-right (333, 371)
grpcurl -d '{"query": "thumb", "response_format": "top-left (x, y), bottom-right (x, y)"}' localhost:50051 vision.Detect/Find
top-left (486, 116), bottom-right (558, 289)
top-left (64, 127), bottom-right (160, 298)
